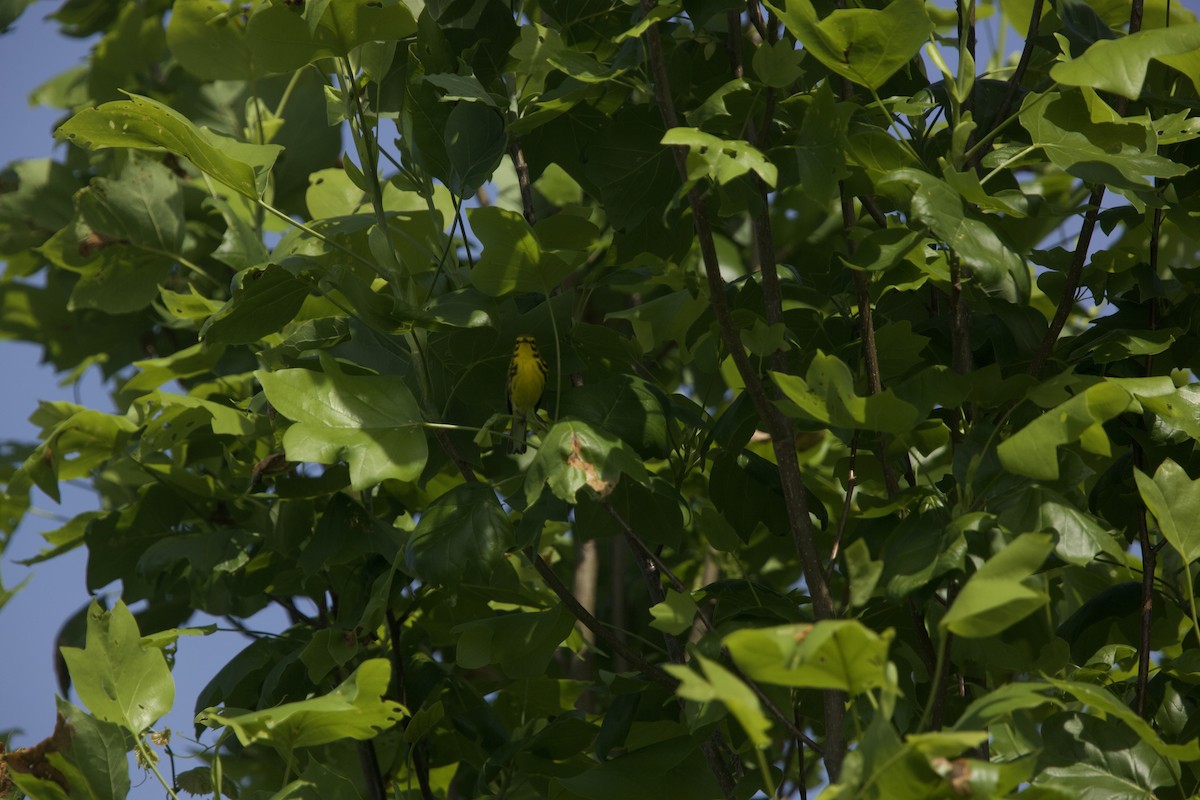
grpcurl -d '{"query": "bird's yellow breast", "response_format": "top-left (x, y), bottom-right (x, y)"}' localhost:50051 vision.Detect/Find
top-left (509, 340), bottom-right (546, 412)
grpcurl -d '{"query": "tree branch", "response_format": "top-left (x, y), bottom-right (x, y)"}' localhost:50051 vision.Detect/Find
top-left (523, 545), bottom-right (676, 690)
top-left (509, 141), bottom-right (538, 226)
top-left (1027, 0), bottom-right (1143, 376)
top-left (969, 0), bottom-right (1044, 170)
top-left (604, 501), bottom-right (824, 755)
top-left (1133, 202), bottom-right (1164, 718)
top-left (639, 1), bottom-right (843, 776)
top-left (1026, 185), bottom-right (1104, 377)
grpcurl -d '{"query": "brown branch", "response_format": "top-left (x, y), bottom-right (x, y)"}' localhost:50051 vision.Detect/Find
top-left (357, 741), bottom-right (388, 800)
top-left (836, 91), bottom-right (898, 497)
top-left (828, 432), bottom-right (859, 570)
top-left (970, 0), bottom-right (1044, 170)
top-left (571, 537), bottom-right (600, 680)
top-left (949, 256), bottom-right (973, 376)
top-left (606, 502), bottom-right (824, 754)
top-left (382, 608), bottom-right (434, 800)
top-left (1133, 203), bottom-right (1164, 718)
top-left (614, 506), bottom-right (737, 797)
top-left (1027, 0), bottom-right (1144, 376)
top-left (1027, 185), bottom-right (1105, 377)
top-left (640, 0), bottom-right (832, 622)
top-left (524, 545), bottom-right (676, 689)
top-left (509, 141), bottom-right (538, 226)
top-left (907, 598), bottom-right (939, 696)
top-left (642, 5), bottom-right (845, 776)
top-left (432, 428), bottom-right (478, 483)
top-left (1134, 464), bottom-right (1155, 719)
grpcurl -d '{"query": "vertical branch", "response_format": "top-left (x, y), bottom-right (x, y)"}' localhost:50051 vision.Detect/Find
top-left (610, 539), bottom-right (629, 671)
top-left (639, 2), bottom-right (835, 624)
top-left (509, 141), bottom-right (538, 226)
top-left (949, 256), bottom-right (973, 376)
top-left (1135, 502), bottom-right (1155, 718)
top-left (833, 21), bottom-right (899, 498)
top-left (968, 0), bottom-right (1044, 170)
top-left (1133, 202), bottom-right (1164, 718)
top-left (570, 537), bottom-right (599, 681)
top-left (641, 0), bottom-right (845, 775)
top-left (524, 546), bottom-right (676, 688)
top-left (1027, 0), bottom-right (1144, 376)
top-left (1026, 185), bottom-right (1105, 376)
top-left (957, 0), bottom-right (977, 119)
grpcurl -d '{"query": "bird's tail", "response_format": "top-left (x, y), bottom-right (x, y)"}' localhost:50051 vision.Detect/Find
top-left (510, 413), bottom-right (527, 454)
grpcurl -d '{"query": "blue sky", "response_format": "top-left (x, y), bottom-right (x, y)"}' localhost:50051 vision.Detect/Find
top-left (0, 4), bottom-right (286, 792)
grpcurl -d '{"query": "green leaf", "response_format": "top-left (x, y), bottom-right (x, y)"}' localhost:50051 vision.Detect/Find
top-left (724, 620), bottom-right (893, 694)
top-left (244, 0), bottom-right (417, 72)
top-left (557, 735), bottom-right (727, 799)
top-left (403, 482), bottom-right (514, 588)
top-left (1135, 458), bottom-right (1200, 563)
top-left (752, 38), bottom-right (805, 88)
top-left (1035, 712), bottom-right (1174, 798)
top-left (772, 351), bottom-right (921, 434)
top-left (197, 659), bottom-right (407, 755)
top-left (201, 264), bottom-right (311, 345)
top-left (468, 206), bottom-right (570, 296)
top-left (524, 420), bottom-right (650, 506)
top-left (55, 697), bottom-right (131, 800)
top-left (666, 655), bottom-right (772, 748)
top-left (1045, 678), bottom-right (1200, 762)
top-left (256, 362), bottom-right (428, 490)
top-left (605, 289), bottom-right (708, 361)
top-left (424, 72), bottom-right (497, 105)
top-left (454, 604), bottom-right (575, 678)
top-left (940, 533), bottom-right (1054, 638)
top-left (1019, 90), bottom-right (1189, 190)
top-left (877, 169), bottom-right (1028, 301)
top-left (0, 0), bottom-right (35, 33)
top-left (1139, 386), bottom-right (1200, 439)
top-left (166, 0), bottom-right (253, 80)
top-left (954, 681), bottom-right (1064, 732)
top-left (766, 0), bottom-right (933, 89)
top-left (997, 381), bottom-right (1133, 480)
top-left (1050, 23), bottom-right (1200, 99)
top-left (557, 375), bottom-right (671, 459)
top-left (60, 600), bottom-right (174, 733)
top-left (444, 103), bottom-right (507, 197)
top-left (661, 127), bottom-right (777, 195)
top-left (996, 487), bottom-right (1124, 566)
top-left (649, 589), bottom-right (699, 635)
top-left (56, 94), bottom-right (282, 198)
top-left (19, 408), bottom-right (137, 503)
top-left (845, 539), bottom-right (883, 608)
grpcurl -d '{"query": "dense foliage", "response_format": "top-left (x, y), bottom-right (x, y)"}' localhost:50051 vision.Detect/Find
top-left (4, 0), bottom-right (1200, 797)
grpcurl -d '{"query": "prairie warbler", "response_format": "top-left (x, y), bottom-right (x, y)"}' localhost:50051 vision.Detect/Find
top-left (507, 334), bottom-right (547, 453)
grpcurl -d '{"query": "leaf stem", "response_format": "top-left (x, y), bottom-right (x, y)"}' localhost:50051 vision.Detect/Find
top-left (135, 735), bottom-right (183, 800)
top-left (967, 0), bottom-right (1043, 170)
top-left (916, 630), bottom-right (949, 732)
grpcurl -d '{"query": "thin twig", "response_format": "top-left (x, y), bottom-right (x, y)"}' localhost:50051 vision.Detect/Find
top-left (828, 433), bottom-right (859, 570)
top-left (970, 0), bottom-right (1044, 170)
top-left (509, 141), bottom-right (538, 226)
top-left (1133, 201), bottom-right (1164, 718)
top-left (1026, 185), bottom-right (1105, 376)
top-left (949, 255), bottom-right (973, 376)
top-left (639, 0), bottom-right (841, 775)
top-left (1027, 0), bottom-right (1144, 376)
top-left (641, 0), bottom-right (834, 623)
top-left (524, 546), bottom-right (676, 689)
top-left (607, 503), bottom-right (824, 754)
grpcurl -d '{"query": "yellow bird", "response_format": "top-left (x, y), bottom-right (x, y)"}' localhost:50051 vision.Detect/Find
top-left (507, 334), bottom-right (548, 454)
